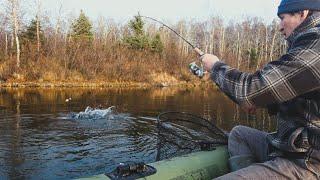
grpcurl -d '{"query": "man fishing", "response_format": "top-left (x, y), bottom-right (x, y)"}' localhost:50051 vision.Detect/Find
top-left (200, 0), bottom-right (320, 179)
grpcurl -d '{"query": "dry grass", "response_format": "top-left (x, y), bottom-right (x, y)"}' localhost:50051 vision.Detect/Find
top-left (149, 72), bottom-right (179, 86)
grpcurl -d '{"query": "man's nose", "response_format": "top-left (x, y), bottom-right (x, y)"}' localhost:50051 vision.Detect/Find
top-left (279, 22), bottom-right (284, 32)
top-left (279, 27), bottom-right (284, 32)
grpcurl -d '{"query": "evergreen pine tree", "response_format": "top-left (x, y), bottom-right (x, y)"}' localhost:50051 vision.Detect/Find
top-left (21, 19), bottom-right (44, 44)
top-left (150, 34), bottom-right (164, 53)
top-left (124, 15), bottom-right (149, 50)
top-left (129, 15), bottom-right (144, 36)
top-left (70, 10), bottom-right (93, 40)
top-left (124, 15), bottom-right (164, 53)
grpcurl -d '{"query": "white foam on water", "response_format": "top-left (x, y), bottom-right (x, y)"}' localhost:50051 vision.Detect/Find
top-left (71, 106), bottom-right (121, 120)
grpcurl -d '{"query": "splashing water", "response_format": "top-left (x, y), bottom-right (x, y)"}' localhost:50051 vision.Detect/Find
top-left (70, 106), bottom-right (122, 120)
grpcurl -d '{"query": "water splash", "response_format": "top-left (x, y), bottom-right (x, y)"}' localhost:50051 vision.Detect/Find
top-left (70, 106), bottom-right (123, 120)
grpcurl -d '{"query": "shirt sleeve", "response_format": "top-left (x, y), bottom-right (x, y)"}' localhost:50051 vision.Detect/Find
top-left (210, 32), bottom-right (320, 107)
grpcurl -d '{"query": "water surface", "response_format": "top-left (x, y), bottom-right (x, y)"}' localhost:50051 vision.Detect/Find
top-left (0, 87), bottom-right (275, 179)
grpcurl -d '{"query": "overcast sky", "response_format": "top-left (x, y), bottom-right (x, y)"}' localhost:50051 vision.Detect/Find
top-left (37, 0), bottom-right (281, 24)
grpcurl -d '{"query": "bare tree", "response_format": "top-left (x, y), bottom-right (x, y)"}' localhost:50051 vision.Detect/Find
top-left (269, 21), bottom-right (279, 62)
top-left (5, 33), bottom-right (8, 58)
top-left (53, 4), bottom-right (63, 56)
top-left (0, 10), bottom-right (9, 58)
top-left (0, 3), bottom-right (290, 83)
top-left (219, 26), bottom-right (225, 57)
top-left (264, 25), bottom-right (268, 62)
top-left (8, 0), bottom-right (21, 68)
top-left (36, 0), bottom-right (41, 58)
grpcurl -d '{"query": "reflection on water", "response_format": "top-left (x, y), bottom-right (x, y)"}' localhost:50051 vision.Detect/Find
top-left (0, 87), bottom-right (276, 179)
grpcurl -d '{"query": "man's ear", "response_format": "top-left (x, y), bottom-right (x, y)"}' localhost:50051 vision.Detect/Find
top-left (301, 10), bottom-right (309, 19)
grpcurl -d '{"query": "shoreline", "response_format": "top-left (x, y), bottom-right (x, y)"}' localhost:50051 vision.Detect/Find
top-left (0, 81), bottom-right (213, 88)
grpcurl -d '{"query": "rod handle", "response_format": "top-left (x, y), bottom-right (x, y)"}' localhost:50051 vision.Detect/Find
top-left (194, 47), bottom-right (205, 57)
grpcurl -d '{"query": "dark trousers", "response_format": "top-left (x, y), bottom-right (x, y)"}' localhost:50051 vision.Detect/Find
top-left (215, 125), bottom-right (318, 180)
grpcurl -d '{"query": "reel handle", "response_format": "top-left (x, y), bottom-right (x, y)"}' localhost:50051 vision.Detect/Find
top-left (189, 62), bottom-right (204, 78)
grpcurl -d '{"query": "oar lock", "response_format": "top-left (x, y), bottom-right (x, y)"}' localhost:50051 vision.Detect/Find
top-left (198, 141), bottom-right (217, 151)
top-left (106, 162), bottom-right (157, 179)
top-left (106, 141), bottom-right (214, 179)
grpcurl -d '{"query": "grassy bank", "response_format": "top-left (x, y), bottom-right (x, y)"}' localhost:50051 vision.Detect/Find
top-left (0, 77), bottom-right (212, 88)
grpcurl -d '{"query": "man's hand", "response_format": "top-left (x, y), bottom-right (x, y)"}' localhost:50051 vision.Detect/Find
top-left (201, 54), bottom-right (220, 72)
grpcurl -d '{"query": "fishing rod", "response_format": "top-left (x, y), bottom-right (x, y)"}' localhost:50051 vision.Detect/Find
top-left (139, 15), bottom-right (204, 55)
top-left (140, 16), bottom-right (195, 49)
top-left (139, 15), bottom-right (205, 78)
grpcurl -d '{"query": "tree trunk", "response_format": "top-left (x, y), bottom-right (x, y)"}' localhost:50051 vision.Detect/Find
top-left (269, 28), bottom-right (278, 62)
top-left (247, 39), bottom-right (251, 70)
top-left (10, 32), bottom-right (14, 59)
top-left (5, 33), bottom-right (8, 58)
top-left (256, 43), bottom-right (262, 69)
top-left (219, 27), bottom-right (225, 57)
top-left (11, 0), bottom-right (20, 68)
top-left (237, 32), bottom-right (240, 69)
top-left (264, 25), bottom-right (268, 63)
top-left (210, 28), bottom-right (215, 54)
top-left (36, 0), bottom-right (41, 58)
top-left (255, 28), bottom-right (261, 67)
top-left (178, 23), bottom-right (183, 56)
top-left (14, 23), bottom-right (20, 68)
top-left (36, 15), bottom-right (40, 59)
top-left (54, 5), bottom-right (62, 55)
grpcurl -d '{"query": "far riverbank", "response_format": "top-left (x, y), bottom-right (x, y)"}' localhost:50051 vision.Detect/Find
top-left (0, 80), bottom-right (214, 88)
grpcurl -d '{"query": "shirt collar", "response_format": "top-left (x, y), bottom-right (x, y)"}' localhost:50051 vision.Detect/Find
top-left (287, 12), bottom-right (320, 46)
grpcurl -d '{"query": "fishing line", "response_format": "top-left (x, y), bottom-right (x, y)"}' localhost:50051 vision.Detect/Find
top-left (139, 15), bottom-right (204, 56)
top-left (139, 15), bottom-right (205, 77)
top-left (140, 16), bottom-right (196, 49)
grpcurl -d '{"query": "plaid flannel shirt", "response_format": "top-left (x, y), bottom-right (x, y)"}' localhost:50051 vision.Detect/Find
top-left (210, 13), bottom-right (320, 175)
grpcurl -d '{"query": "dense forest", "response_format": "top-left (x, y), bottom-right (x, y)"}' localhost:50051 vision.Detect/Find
top-left (0, 0), bottom-right (287, 86)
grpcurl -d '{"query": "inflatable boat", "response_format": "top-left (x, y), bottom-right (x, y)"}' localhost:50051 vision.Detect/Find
top-left (79, 146), bottom-right (229, 180)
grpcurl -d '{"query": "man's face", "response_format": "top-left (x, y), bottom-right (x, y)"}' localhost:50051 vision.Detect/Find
top-left (279, 12), bottom-right (307, 38)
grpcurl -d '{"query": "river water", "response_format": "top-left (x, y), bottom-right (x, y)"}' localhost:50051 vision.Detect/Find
top-left (0, 86), bottom-right (275, 179)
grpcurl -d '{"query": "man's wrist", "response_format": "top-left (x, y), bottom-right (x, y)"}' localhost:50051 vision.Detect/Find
top-left (210, 61), bottom-right (223, 72)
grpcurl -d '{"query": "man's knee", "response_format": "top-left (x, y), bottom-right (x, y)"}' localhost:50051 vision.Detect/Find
top-left (228, 125), bottom-right (251, 156)
top-left (229, 125), bottom-right (248, 141)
